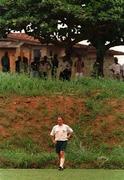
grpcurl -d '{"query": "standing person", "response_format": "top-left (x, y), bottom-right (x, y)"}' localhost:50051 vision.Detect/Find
top-left (121, 63), bottom-right (124, 81)
top-left (59, 57), bottom-right (72, 81)
top-left (15, 56), bottom-right (21, 73)
top-left (51, 54), bottom-right (59, 79)
top-left (74, 56), bottom-right (84, 79)
top-left (1, 51), bottom-right (10, 72)
top-left (39, 56), bottom-right (51, 79)
top-left (23, 56), bottom-right (29, 73)
top-left (50, 116), bottom-right (73, 170)
top-left (30, 57), bottom-right (39, 78)
top-left (109, 57), bottom-right (121, 80)
top-left (91, 61), bottom-right (100, 78)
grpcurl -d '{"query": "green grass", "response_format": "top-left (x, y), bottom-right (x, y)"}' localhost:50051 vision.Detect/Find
top-left (0, 169), bottom-right (124, 180)
top-left (0, 73), bottom-right (123, 97)
top-left (0, 149), bottom-right (56, 168)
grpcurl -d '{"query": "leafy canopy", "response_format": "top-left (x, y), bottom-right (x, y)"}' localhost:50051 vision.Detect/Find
top-left (0, 0), bottom-right (124, 49)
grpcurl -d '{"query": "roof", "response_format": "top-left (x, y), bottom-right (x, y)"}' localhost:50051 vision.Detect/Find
top-left (7, 33), bottom-right (41, 46)
top-left (75, 43), bottom-right (124, 56)
top-left (0, 33), bottom-right (124, 55)
top-left (107, 50), bottom-right (124, 56)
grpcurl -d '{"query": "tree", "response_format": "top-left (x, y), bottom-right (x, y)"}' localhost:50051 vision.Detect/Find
top-left (80, 0), bottom-right (124, 76)
top-left (67, 0), bottom-right (124, 76)
top-left (0, 4), bottom-right (9, 38)
top-left (1, 0), bottom-right (87, 61)
top-left (1, 0), bottom-right (124, 76)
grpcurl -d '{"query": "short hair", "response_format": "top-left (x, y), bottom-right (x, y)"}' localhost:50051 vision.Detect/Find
top-left (57, 116), bottom-right (63, 120)
top-left (114, 57), bottom-right (118, 62)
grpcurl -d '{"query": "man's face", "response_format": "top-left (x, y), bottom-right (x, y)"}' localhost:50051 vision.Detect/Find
top-left (57, 117), bottom-right (63, 126)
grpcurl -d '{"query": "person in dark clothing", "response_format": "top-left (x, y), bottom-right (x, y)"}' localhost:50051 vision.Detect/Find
top-left (30, 57), bottom-right (39, 78)
top-left (51, 54), bottom-right (59, 79)
top-left (1, 52), bottom-right (10, 72)
top-left (59, 56), bottom-right (72, 81)
top-left (15, 56), bottom-right (21, 73)
top-left (91, 61), bottom-right (100, 78)
top-left (39, 56), bottom-right (51, 79)
top-left (23, 56), bottom-right (28, 73)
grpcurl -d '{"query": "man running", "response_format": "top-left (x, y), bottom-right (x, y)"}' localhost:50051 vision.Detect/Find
top-left (50, 116), bottom-right (73, 170)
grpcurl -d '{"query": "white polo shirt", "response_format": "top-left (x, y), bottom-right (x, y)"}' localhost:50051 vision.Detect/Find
top-left (121, 64), bottom-right (124, 71)
top-left (50, 124), bottom-right (73, 141)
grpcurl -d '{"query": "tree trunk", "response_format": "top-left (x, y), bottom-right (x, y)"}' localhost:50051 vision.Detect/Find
top-left (65, 45), bottom-right (73, 65)
top-left (65, 45), bottom-right (73, 59)
top-left (95, 46), bottom-right (106, 77)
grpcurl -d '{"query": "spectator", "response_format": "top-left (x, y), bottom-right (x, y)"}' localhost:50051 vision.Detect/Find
top-left (23, 56), bottom-right (29, 73)
top-left (1, 51), bottom-right (10, 72)
top-left (51, 54), bottom-right (59, 79)
top-left (59, 56), bottom-right (72, 81)
top-left (109, 57), bottom-right (121, 80)
top-left (74, 56), bottom-right (84, 79)
top-left (30, 57), bottom-right (39, 78)
top-left (15, 56), bottom-right (21, 73)
top-left (121, 63), bottom-right (124, 81)
top-left (39, 56), bottom-right (51, 79)
top-left (91, 61), bottom-right (100, 78)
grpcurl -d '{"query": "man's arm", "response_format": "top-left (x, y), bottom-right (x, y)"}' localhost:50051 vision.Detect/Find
top-left (109, 64), bottom-right (114, 73)
top-left (67, 126), bottom-right (73, 140)
top-left (50, 135), bottom-right (56, 144)
top-left (67, 132), bottom-right (73, 140)
top-left (50, 127), bottom-right (56, 144)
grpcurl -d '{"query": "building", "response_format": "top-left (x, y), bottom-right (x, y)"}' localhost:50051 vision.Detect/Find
top-left (73, 44), bottom-right (124, 77)
top-left (0, 33), bottom-right (124, 77)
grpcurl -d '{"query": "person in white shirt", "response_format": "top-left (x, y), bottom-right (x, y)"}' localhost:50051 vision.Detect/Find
top-left (50, 116), bottom-right (73, 170)
top-left (109, 57), bottom-right (121, 80)
top-left (74, 56), bottom-right (84, 79)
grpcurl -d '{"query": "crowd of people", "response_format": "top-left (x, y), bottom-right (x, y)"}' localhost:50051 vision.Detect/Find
top-left (1, 52), bottom-right (85, 80)
top-left (1, 52), bottom-right (29, 74)
top-left (1, 52), bottom-right (124, 81)
top-left (30, 54), bottom-right (84, 80)
top-left (91, 57), bottom-right (124, 81)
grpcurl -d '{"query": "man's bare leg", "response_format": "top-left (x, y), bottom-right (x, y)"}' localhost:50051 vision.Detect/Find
top-left (59, 151), bottom-right (65, 169)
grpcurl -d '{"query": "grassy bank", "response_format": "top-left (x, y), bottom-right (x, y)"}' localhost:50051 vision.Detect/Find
top-left (0, 73), bottom-right (124, 97)
top-left (0, 73), bottom-right (124, 168)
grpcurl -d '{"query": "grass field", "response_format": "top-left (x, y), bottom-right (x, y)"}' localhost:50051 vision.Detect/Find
top-left (0, 72), bottom-right (123, 97)
top-left (0, 169), bottom-right (124, 180)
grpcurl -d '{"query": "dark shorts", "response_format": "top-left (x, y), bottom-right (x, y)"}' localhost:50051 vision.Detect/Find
top-left (55, 141), bottom-right (67, 154)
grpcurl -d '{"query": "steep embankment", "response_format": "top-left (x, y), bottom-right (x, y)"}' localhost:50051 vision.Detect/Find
top-left (0, 73), bottom-right (124, 168)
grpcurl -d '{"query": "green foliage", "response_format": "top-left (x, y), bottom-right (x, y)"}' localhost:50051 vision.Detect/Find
top-left (0, 73), bottom-right (123, 98)
top-left (0, 0), bottom-right (124, 76)
top-left (1, 137), bottom-right (40, 153)
top-left (1, 0), bottom-right (124, 52)
top-left (0, 149), bottom-right (55, 168)
top-left (0, 135), bottom-right (56, 168)
top-left (67, 136), bottom-right (97, 165)
top-left (84, 98), bottom-right (112, 119)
